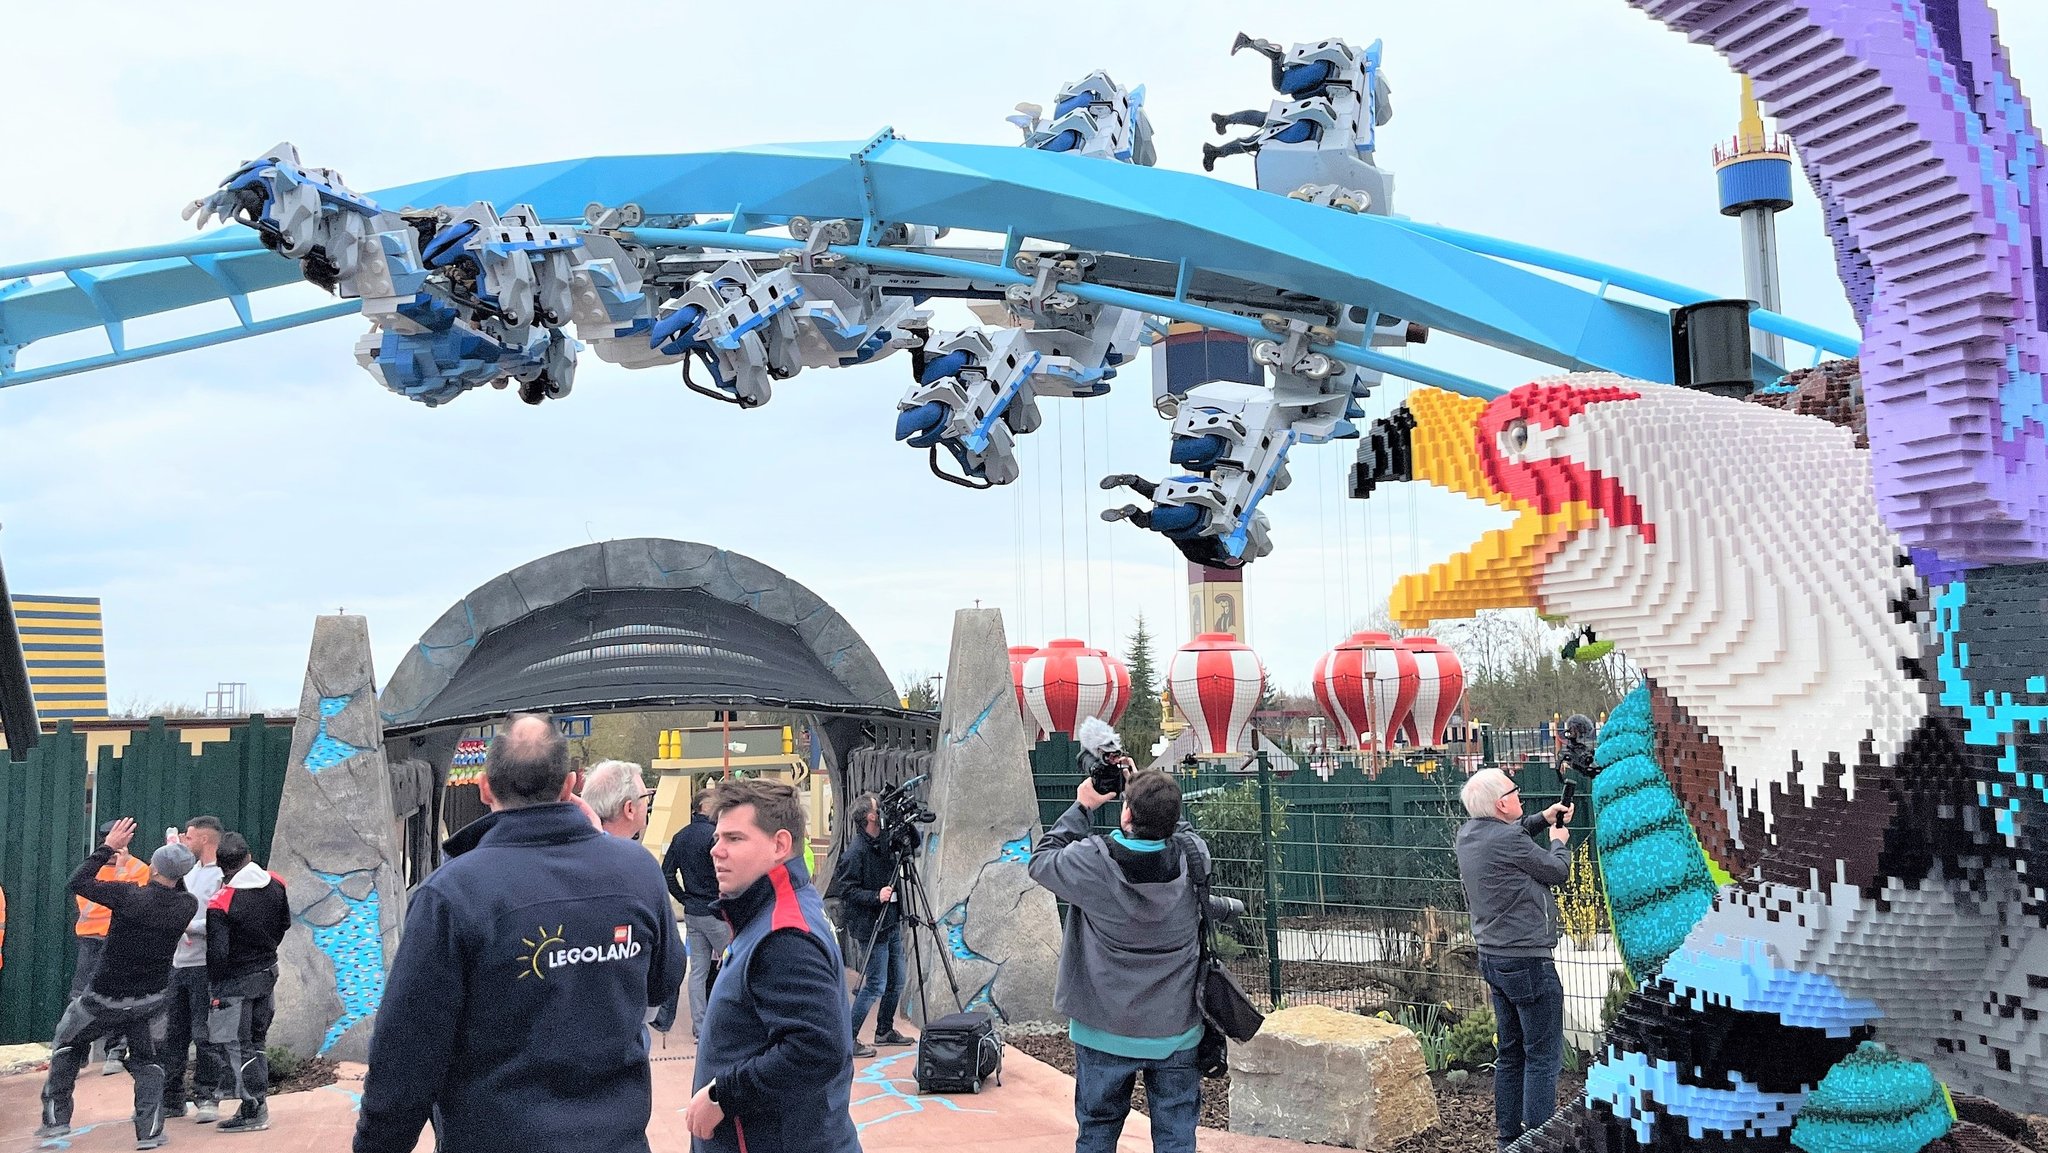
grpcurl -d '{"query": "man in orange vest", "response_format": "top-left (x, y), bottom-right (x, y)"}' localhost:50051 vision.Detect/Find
top-left (74, 819), bottom-right (152, 1075)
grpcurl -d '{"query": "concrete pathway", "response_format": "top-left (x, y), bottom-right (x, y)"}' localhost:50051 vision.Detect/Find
top-left (2, 1031), bottom-right (1327, 1152)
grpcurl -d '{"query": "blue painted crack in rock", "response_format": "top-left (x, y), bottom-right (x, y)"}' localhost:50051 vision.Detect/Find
top-left (302, 868), bottom-right (387, 1053)
top-left (942, 899), bottom-right (1002, 1016)
top-left (305, 694), bottom-right (364, 773)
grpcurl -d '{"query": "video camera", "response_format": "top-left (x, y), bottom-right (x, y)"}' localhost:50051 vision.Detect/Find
top-left (1559, 713), bottom-right (1598, 777)
top-left (875, 774), bottom-right (937, 858)
top-left (1076, 718), bottom-right (1136, 796)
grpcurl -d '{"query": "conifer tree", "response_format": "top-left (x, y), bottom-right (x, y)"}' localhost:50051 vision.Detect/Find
top-left (1118, 614), bottom-right (1163, 754)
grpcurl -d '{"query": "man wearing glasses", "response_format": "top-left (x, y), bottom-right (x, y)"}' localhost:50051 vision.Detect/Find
top-left (1455, 767), bottom-right (1575, 1152)
top-left (584, 760), bottom-right (659, 842)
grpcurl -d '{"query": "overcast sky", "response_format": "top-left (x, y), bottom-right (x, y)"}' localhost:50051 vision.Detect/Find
top-left (5, 1), bottom-right (2044, 713)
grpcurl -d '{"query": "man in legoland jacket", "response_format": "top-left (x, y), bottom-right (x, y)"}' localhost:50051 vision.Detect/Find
top-left (353, 714), bottom-right (686, 1153)
top-left (684, 778), bottom-right (859, 1153)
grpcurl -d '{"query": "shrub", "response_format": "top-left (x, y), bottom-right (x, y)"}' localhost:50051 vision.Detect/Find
top-left (1443, 1007), bottom-right (1498, 1069)
top-left (1378, 1003), bottom-right (1454, 1072)
top-left (1601, 967), bottom-right (1635, 1035)
top-left (1557, 841), bottom-right (1609, 947)
top-left (266, 1045), bottom-right (302, 1086)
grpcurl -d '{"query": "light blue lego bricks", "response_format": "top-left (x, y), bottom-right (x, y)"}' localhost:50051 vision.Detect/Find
top-left (1933, 580), bottom-right (2048, 823)
top-left (1586, 1049), bottom-right (1807, 1143)
top-left (1591, 683), bottom-right (1720, 978)
top-left (1788, 1042), bottom-right (1953, 1153)
top-left (1655, 941), bottom-right (1880, 1035)
top-left (304, 694), bottom-right (365, 773)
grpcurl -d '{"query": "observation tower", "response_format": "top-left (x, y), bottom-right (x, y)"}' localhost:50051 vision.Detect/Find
top-left (1714, 76), bottom-right (1796, 364)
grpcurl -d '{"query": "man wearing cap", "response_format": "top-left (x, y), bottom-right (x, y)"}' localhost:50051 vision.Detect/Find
top-left (37, 818), bottom-right (201, 1149)
top-left (74, 818), bottom-right (153, 1076)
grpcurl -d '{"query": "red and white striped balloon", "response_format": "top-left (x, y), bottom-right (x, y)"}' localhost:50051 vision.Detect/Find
top-left (1167, 633), bottom-right (1266, 753)
top-left (1010, 645), bottom-right (1043, 740)
top-left (1397, 636), bottom-right (1467, 747)
top-left (1311, 635), bottom-right (1374, 748)
top-left (1021, 638), bottom-right (1130, 738)
top-left (1310, 632), bottom-right (1420, 752)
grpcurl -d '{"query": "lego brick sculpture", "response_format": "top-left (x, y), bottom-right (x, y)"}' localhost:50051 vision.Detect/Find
top-left (1362, 373), bottom-right (2048, 1152)
top-left (1624, 0), bottom-right (2048, 571)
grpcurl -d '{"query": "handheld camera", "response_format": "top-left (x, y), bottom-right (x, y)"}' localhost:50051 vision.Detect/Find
top-left (1076, 717), bottom-right (1135, 796)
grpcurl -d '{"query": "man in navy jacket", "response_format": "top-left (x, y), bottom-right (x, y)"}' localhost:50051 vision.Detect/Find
top-left (353, 714), bottom-right (686, 1153)
top-left (685, 778), bottom-right (858, 1153)
top-left (659, 788), bottom-right (728, 1039)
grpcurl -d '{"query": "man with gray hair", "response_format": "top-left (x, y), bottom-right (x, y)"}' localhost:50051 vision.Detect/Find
top-left (1454, 767), bottom-right (1574, 1151)
top-left (582, 759), bottom-right (657, 842)
top-left (354, 714), bottom-right (685, 1153)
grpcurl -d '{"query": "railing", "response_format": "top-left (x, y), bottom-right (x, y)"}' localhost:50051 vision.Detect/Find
top-left (1029, 741), bottom-right (1623, 1063)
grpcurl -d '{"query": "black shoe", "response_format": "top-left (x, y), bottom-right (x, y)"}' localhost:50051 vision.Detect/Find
top-left (852, 1039), bottom-right (877, 1058)
top-left (874, 1030), bottom-right (914, 1046)
top-left (218, 1106), bottom-right (269, 1133)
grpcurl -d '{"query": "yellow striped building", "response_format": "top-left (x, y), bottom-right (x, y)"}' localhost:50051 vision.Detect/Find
top-left (10, 594), bottom-right (108, 721)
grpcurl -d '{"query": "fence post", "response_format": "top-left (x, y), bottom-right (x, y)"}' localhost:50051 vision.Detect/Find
top-left (1255, 750), bottom-right (1283, 1007)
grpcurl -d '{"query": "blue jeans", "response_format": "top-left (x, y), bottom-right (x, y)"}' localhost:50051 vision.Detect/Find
top-left (1072, 1041), bottom-right (1201, 1153)
top-left (1481, 953), bottom-right (1565, 1148)
top-left (849, 923), bottom-right (905, 1036)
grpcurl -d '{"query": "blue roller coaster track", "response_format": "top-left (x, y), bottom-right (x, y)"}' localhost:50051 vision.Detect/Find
top-left (0, 136), bottom-right (1851, 393)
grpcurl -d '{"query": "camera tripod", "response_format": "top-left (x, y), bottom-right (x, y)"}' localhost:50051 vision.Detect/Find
top-left (858, 836), bottom-right (970, 1024)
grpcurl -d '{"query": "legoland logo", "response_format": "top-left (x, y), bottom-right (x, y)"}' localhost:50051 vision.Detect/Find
top-left (515, 924), bottom-right (640, 978)
top-left (517, 925), bottom-right (566, 980)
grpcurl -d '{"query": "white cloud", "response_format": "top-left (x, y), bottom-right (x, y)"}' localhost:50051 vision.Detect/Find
top-left (3, 1), bottom-right (2042, 710)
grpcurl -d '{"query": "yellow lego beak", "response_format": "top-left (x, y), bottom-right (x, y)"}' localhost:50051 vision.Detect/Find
top-left (1384, 389), bottom-right (1595, 628)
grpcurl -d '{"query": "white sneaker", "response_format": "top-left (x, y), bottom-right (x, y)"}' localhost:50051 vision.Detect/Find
top-left (194, 1100), bottom-right (219, 1124)
top-left (102, 1056), bottom-right (124, 1076)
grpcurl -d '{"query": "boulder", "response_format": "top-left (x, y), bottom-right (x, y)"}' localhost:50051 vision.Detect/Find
top-left (1228, 1004), bottom-right (1438, 1150)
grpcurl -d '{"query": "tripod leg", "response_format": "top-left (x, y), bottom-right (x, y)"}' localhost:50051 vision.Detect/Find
top-left (898, 856), bottom-right (970, 1018)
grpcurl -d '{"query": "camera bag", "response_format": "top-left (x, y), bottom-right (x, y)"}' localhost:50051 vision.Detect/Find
top-left (1182, 832), bottom-right (1266, 1076)
top-left (914, 1010), bottom-right (1003, 1094)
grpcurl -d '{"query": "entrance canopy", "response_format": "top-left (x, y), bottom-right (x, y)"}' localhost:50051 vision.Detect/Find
top-left (379, 539), bottom-right (911, 736)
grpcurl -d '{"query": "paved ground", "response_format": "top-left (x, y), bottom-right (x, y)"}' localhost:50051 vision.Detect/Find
top-left (2, 1030), bottom-right (1325, 1152)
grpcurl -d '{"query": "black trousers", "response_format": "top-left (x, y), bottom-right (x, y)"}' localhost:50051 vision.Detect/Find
top-left (161, 965), bottom-right (225, 1108)
top-left (69, 937), bottom-right (128, 1061)
top-left (42, 990), bottom-right (171, 1140)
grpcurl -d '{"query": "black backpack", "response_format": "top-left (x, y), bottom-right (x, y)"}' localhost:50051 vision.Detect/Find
top-left (914, 1011), bottom-right (1003, 1094)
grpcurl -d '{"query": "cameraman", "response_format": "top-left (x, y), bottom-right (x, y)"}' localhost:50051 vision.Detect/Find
top-left (1028, 767), bottom-right (1216, 1153)
top-left (1455, 767), bottom-right (1575, 1150)
top-left (826, 793), bottom-right (915, 1057)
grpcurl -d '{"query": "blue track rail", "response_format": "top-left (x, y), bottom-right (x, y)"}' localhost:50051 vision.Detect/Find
top-left (0, 136), bottom-right (1857, 393)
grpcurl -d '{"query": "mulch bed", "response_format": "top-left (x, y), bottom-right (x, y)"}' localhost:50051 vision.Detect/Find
top-left (1388, 1071), bottom-right (1584, 1153)
top-left (271, 1055), bottom-right (339, 1096)
top-left (1008, 1032), bottom-right (1585, 1150)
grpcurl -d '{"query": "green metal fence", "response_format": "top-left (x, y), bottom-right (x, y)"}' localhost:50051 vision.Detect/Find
top-left (0, 724), bottom-right (91, 1045)
top-left (91, 716), bottom-right (293, 861)
top-left (0, 717), bottom-right (293, 1045)
top-left (1029, 738), bottom-right (1619, 1060)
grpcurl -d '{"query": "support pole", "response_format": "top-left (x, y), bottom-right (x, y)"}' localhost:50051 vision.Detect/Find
top-left (0, 527), bottom-right (42, 760)
top-left (1255, 750), bottom-right (1283, 1007)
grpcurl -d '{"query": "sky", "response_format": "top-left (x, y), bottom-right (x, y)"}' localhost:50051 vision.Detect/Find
top-left (4, 1), bottom-right (2045, 713)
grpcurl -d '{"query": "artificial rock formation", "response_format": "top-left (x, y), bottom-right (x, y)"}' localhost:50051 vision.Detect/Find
top-left (915, 607), bottom-right (1062, 1026)
top-left (268, 616), bottom-right (405, 1061)
top-left (1228, 1005), bottom-right (1437, 1150)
